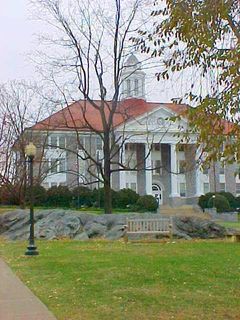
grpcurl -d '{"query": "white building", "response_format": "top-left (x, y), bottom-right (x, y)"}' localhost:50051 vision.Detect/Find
top-left (29, 55), bottom-right (239, 206)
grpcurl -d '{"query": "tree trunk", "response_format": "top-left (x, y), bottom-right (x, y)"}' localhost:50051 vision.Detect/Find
top-left (103, 133), bottom-right (112, 214)
top-left (104, 178), bottom-right (112, 214)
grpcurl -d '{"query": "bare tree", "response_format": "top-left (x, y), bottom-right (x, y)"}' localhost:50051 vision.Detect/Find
top-left (0, 81), bottom-right (50, 207)
top-left (30, 0), bottom-right (159, 213)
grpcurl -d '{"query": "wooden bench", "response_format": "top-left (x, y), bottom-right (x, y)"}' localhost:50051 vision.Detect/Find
top-left (225, 232), bottom-right (240, 242)
top-left (124, 217), bottom-right (173, 242)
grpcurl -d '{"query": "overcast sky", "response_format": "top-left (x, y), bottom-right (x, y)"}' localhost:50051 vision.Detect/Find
top-left (0, 0), bottom-right (182, 103)
top-left (0, 0), bottom-right (39, 82)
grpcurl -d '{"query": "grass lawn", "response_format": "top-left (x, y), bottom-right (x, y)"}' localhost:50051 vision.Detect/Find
top-left (218, 221), bottom-right (240, 230)
top-left (0, 206), bottom-right (18, 214)
top-left (0, 206), bottom-right (134, 215)
top-left (0, 240), bottom-right (240, 320)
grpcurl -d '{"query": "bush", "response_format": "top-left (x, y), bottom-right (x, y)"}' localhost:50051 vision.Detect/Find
top-left (0, 185), bottom-right (20, 205)
top-left (218, 192), bottom-right (236, 210)
top-left (207, 194), bottom-right (230, 213)
top-left (136, 195), bottom-right (158, 212)
top-left (46, 186), bottom-right (72, 207)
top-left (115, 188), bottom-right (139, 209)
top-left (72, 186), bottom-right (93, 207)
top-left (92, 188), bottom-right (118, 208)
top-left (198, 192), bottom-right (215, 210)
top-left (235, 196), bottom-right (240, 210)
top-left (26, 184), bottom-right (47, 206)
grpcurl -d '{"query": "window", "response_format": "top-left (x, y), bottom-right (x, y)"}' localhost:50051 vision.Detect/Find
top-left (49, 136), bottom-right (57, 149)
top-left (130, 183), bottom-right (137, 192)
top-left (134, 79), bottom-right (139, 96)
top-left (42, 160), bottom-right (50, 174)
top-left (153, 160), bottom-right (162, 175)
top-left (236, 183), bottom-right (240, 194)
top-left (126, 144), bottom-right (135, 151)
top-left (42, 183), bottom-right (49, 189)
top-left (203, 182), bottom-right (210, 194)
top-left (154, 144), bottom-right (160, 151)
top-left (203, 167), bottom-right (209, 175)
top-left (78, 150), bottom-right (86, 180)
top-left (49, 158), bottom-right (66, 173)
top-left (127, 79), bottom-right (131, 96)
top-left (51, 182), bottom-right (57, 187)
top-left (126, 183), bottom-right (136, 192)
top-left (50, 159), bottom-right (58, 173)
top-left (59, 158), bottom-right (66, 172)
top-left (179, 160), bottom-right (186, 174)
top-left (59, 136), bottom-right (66, 149)
top-left (180, 183), bottom-right (186, 197)
top-left (219, 165), bottom-right (225, 175)
top-left (219, 183), bottom-right (225, 192)
top-left (129, 158), bottom-right (137, 169)
top-left (96, 137), bottom-right (102, 150)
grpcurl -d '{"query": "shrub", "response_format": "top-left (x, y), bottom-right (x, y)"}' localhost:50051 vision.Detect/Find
top-left (0, 185), bottom-right (20, 205)
top-left (25, 184), bottom-right (47, 206)
top-left (136, 195), bottom-right (158, 212)
top-left (198, 192), bottom-right (215, 210)
top-left (115, 188), bottom-right (139, 208)
top-left (92, 188), bottom-right (118, 208)
top-left (218, 192), bottom-right (236, 210)
top-left (207, 194), bottom-right (230, 213)
top-left (46, 186), bottom-right (72, 207)
top-left (235, 196), bottom-right (240, 210)
top-left (72, 186), bottom-right (93, 207)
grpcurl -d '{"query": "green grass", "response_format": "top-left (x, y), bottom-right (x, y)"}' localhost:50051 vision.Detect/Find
top-left (0, 206), bottom-right (135, 215)
top-left (0, 240), bottom-right (240, 320)
top-left (0, 206), bottom-right (18, 214)
top-left (218, 221), bottom-right (240, 230)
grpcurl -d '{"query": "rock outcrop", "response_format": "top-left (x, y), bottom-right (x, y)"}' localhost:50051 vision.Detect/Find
top-left (0, 209), bottom-right (235, 241)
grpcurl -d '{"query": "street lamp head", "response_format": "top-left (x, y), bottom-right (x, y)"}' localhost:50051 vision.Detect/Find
top-left (25, 142), bottom-right (37, 158)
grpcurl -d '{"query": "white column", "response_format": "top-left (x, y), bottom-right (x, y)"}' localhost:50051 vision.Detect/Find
top-left (145, 144), bottom-right (152, 195)
top-left (170, 144), bottom-right (180, 197)
top-left (119, 144), bottom-right (126, 189)
top-left (195, 147), bottom-right (204, 196)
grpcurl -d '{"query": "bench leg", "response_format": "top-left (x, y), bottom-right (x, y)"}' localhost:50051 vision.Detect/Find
top-left (169, 224), bottom-right (173, 242)
top-left (123, 226), bottom-right (128, 243)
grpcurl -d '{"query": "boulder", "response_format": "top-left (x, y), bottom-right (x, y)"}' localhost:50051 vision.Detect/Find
top-left (105, 225), bottom-right (125, 240)
top-left (74, 232), bottom-right (89, 240)
top-left (84, 222), bottom-right (107, 238)
top-left (0, 209), bottom-right (234, 241)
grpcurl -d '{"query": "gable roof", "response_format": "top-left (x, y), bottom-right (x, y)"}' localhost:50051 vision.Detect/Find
top-left (30, 98), bottom-right (189, 132)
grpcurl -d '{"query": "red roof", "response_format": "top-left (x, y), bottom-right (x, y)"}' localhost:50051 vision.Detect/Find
top-left (31, 98), bottom-right (189, 132)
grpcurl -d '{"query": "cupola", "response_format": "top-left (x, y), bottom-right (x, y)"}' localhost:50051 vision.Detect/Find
top-left (121, 54), bottom-right (146, 100)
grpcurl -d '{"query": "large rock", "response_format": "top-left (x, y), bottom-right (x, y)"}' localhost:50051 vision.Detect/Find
top-left (0, 209), bottom-right (235, 241)
top-left (173, 216), bottom-right (227, 239)
top-left (105, 225), bottom-right (125, 240)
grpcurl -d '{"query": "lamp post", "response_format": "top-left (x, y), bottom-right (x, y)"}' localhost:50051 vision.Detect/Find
top-left (97, 151), bottom-right (101, 208)
top-left (25, 142), bottom-right (39, 256)
top-left (212, 194), bottom-right (216, 213)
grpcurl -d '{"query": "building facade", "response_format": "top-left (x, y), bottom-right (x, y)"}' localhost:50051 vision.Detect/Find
top-left (28, 56), bottom-right (240, 206)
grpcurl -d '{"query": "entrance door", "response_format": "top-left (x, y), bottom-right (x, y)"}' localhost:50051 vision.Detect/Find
top-left (152, 184), bottom-right (163, 206)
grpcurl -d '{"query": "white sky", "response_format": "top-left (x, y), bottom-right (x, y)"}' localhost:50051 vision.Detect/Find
top-left (0, 0), bottom-right (38, 81)
top-left (0, 0), bottom-right (182, 103)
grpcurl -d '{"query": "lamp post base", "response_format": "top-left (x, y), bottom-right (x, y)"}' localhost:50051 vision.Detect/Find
top-left (25, 245), bottom-right (39, 256)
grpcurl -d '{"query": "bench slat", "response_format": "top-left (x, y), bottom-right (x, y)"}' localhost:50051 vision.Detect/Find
top-left (126, 218), bottom-right (172, 234)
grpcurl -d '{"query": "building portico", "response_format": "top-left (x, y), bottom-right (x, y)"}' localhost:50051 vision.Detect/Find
top-left (116, 139), bottom-right (200, 206)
